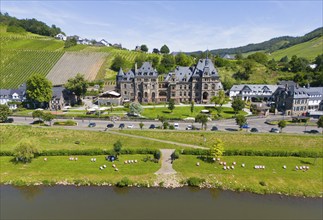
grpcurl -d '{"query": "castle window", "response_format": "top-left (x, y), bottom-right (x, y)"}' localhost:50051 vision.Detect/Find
top-left (204, 84), bottom-right (208, 89)
top-left (212, 84), bottom-right (215, 90)
top-left (180, 92), bottom-right (182, 96)
top-left (124, 84), bottom-right (127, 89)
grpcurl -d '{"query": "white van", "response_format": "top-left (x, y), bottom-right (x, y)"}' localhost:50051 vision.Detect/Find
top-left (174, 123), bottom-right (179, 130)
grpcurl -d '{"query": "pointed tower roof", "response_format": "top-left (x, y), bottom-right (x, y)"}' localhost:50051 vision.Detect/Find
top-left (118, 68), bottom-right (124, 76)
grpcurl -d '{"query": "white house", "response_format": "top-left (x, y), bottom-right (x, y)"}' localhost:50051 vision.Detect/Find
top-left (307, 87), bottom-right (323, 112)
top-left (55, 33), bottom-right (67, 41)
top-left (0, 84), bottom-right (26, 109)
top-left (229, 84), bottom-right (279, 101)
top-left (100, 39), bottom-right (109, 46)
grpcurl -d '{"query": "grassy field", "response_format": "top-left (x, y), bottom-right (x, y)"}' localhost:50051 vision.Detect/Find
top-left (140, 106), bottom-right (246, 120)
top-left (173, 155), bottom-right (323, 197)
top-left (117, 130), bottom-right (323, 153)
top-left (0, 125), bottom-right (183, 152)
top-left (270, 36), bottom-right (323, 61)
top-left (0, 155), bottom-right (160, 185)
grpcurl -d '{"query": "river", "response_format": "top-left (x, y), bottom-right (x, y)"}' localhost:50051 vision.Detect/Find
top-left (1, 185), bottom-right (322, 220)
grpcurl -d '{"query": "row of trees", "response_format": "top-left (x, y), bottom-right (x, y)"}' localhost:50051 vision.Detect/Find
top-left (0, 12), bottom-right (64, 37)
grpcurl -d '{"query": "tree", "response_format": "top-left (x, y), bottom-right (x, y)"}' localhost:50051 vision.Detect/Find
top-left (140, 44), bottom-right (148, 52)
top-left (113, 140), bottom-right (122, 156)
top-left (158, 54), bottom-right (175, 74)
top-left (111, 55), bottom-right (127, 72)
top-left (211, 90), bottom-right (225, 109)
top-left (195, 113), bottom-right (208, 130)
top-left (190, 101), bottom-right (194, 114)
top-left (235, 114), bottom-right (247, 128)
top-left (42, 112), bottom-right (55, 126)
top-left (152, 48), bottom-right (160, 54)
top-left (222, 75), bottom-right (234, 91)
top-left (175, 52), bottom-right (193, 66)
top-left (139, 122), bottom-right (144, 130)
top-left (129, 102), bottom-right (143, 115)
top-left (247, 52), bottom-right (268, 65)
top-left (278, 120), bottom-right (287, 132)
top-left (65, 73), bottom-right (88, 104)
top-left (163, 121), bottom-right (169, 129)
top-left (231, 97), bottom-right (245, 116)
top-left (210, 139), bottom-right (225, 159)
top-left (64, 38), bottom-right (77, 48)
top-left (32, 110), bottom-right (44, 122)
top-left (168, 99), bottom-right (175, 113)
top-left (134, 54), bottom-right (146, 69)
top-left (317, 116), bottom-right (323, 133)
top-left (13, 141), bottom-right (39, 163)
top-left (26, 74), bottom-right (52, 105)
top-left (160, 44), bottom-right (170, 54)
top-left (0, 104), bottom-right (10, 122)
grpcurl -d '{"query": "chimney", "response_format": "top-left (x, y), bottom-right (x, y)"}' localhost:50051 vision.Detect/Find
top-left (135, 63), bottom-right (138, 74)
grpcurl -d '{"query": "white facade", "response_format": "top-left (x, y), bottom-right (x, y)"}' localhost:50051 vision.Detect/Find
top-left (229, 84), bottom-right (279, 101)
top-left (55, 33), bottom-right (67, 41)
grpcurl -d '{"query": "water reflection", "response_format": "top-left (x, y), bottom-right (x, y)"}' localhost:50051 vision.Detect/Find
top-left (1, 186), bottom-right (322, 220)
top-left (13, 186), bottom-right (44, 200)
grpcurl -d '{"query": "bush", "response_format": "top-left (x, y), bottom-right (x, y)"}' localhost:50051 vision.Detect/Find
top-left (171, 151), bottom-right (180, 160)
top-left (154, 151), bottom-right (161, 160)
top-left (187, 177), bottom-right (205, 187)
top-left (116, 177), bottom-right (132, 187)
top-left (259, 181), bottom-right (267, 186)
top-left (53, 120), bottom-right (77, 126)
top-left (13, 141), bottom-right (39, 163)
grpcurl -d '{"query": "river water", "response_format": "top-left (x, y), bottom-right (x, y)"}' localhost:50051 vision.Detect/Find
top-left (1, 185), bottom-right (322, 220)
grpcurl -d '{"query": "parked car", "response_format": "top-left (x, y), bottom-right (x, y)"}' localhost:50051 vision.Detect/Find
top-left (119, 123), bottom-right (125, 129)
top-left (107, 124), bottom-right (114, 128)
top-left (241, 124), bottom-right (250, 129)
top-left (5, 118), bottom-right (14, 123)
top-left (250, 128), bottom-right (259, 132)
top-left (308, 129), bottom-right (319, 134)
top-left (270, 128), bottom-right (280, 133)
top-left (88, 122), bottom-right (96, 127)
top-left (127, 124), bottom-right (134, 129)
top-left (211, 126), bottom-right (218, 131)
top-left (186, 125), bottom-right (193, 130)
top-left (174, 123), bottom-right (179, 130)
top-left (149, 124), bottom-right (156, 129)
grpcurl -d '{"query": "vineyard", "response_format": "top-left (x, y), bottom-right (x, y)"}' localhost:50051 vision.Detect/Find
top-left (46, 52), bottom-right (107, 85)
top-left (0, 50), bottom-right (64, 88)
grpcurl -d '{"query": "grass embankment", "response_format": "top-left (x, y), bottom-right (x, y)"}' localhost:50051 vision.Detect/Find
top-left (173, 155), bottom-right (323, 197)
top-left (0, 155), bottom-right (160, 186)
top-left (0, 125), bottom-right (182, 151)
top-left (118, 130), bottom-right (323, 153)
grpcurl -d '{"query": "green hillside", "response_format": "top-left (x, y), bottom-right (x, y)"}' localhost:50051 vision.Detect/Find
top-left (270, 36), bottom-right (323, 61)
top-left (0, 25), bottom-right (158, 88)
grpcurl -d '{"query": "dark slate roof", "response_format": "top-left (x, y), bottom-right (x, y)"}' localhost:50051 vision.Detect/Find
top-left (165, 66), bottom-right (194, 82)
top-left (193, 58), bottom-right (219, 78)
top-left (136, 62), bottom-right (158, 77)
top-left (52, 86), bottom-right (65, 99)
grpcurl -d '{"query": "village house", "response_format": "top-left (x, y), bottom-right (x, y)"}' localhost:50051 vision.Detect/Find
top-left (229, 84), bottom-right (279, 101)
top-left (0, 84), bottom-right (26, 109)
top-left (116, 58), bottom-right (223, 104)
top-left (55, 33), bottom-right (67, 41)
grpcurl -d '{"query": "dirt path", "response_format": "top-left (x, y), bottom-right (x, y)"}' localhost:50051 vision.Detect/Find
top-left (154, 149), bottom-right (183, 188)
top-left (155, 149), bottom-right (176, 175)
top-left (105, 130), bottom-right (207, 149)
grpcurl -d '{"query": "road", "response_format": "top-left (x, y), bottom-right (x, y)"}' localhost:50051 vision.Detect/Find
top-left (9, 115), bottom-right (320, 134)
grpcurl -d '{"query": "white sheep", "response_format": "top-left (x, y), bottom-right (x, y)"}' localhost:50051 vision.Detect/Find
top-left (112, 164), bottom-right (116, 168)
top-left (231, 166), bottom-right (235, 169)
top-left (196, 162), bottom-right (200, 166)
top-left (99, 166), bottom-right (103, 170)
top-left (295, 166), bottom-right (299, 170)
top-left (44, 158), bottom-right (47, 161)
top-left (124, 161), bottom-right (128, 164)
top-left (219, 161), bottom-right (223, 165)
top-left (241, 163), bottom-right (245, 168)
top-left (103, 165), bottom-right (106, 168)
top-left (115, 168), bottom-right (119, 171)
top-left (134, 160), bottom-right (137, 163)
top-left (283, 165), bottom-right (286, 169)
top-left (75, 157), bottom-right (78, 161)
top-left (232, 162), bottom-right (236, 165)
top-left (223, 166), bottom-right (227, 170)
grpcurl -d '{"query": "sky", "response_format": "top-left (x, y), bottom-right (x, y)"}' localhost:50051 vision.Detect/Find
top-left (1, 0), bottom-right (322, 52)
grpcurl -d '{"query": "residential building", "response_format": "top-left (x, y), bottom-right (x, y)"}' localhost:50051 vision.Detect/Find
top-left (55, 33), bottom-right (66, 41)
top-left (116, 58), bottom-right (223, 104)
top-left (0, 84), bottom-right (26, 109)
top-left (229, 84), bottom-right (279, 101)
top-left (49, 86), bottom-right (76, 110)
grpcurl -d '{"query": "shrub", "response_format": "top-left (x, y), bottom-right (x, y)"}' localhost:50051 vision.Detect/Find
top-left (13, 141), bottom-right (39, 163)
top-left (154, 151), bottom-right (161, 160)
top-left (259, 181), bottom-right (267, 186)
top-left (116, 177), bottom-right (132, 187)
top-left (187, 177), bottom-right (205, 187)
top-left (171, 151), bottom-right (180, 160)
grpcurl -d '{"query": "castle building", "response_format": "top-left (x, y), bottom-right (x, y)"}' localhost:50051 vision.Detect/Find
top-left (116, 58), bottom-right (223, 104)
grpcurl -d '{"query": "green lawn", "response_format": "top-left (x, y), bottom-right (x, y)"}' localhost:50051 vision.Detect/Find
top-left (118, 130), bottom-right (323, 153)
top-left (0, 155), bottom-right (160, 185)
top-left (141, 106), bottom-right (246, 120)
top-left (173, 155), bottom-right (323, 197)
top-left (0, 125), bottom-right (183, 151)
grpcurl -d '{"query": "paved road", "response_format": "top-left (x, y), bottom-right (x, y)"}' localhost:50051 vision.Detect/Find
top-left (10, 115), bottom-right (320, 135)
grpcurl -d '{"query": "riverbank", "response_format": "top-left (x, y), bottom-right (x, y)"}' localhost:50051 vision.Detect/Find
top-left (1, 155), bottom-right (322, 197)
